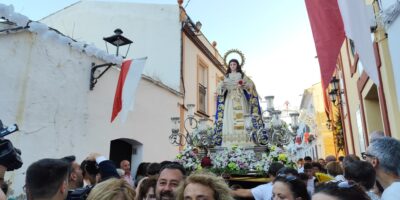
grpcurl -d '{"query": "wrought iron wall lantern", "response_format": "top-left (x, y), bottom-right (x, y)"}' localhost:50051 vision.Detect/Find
top-left (90, 29), bottom-right (133, 90)
top-left (328, 76), bottom-right (343, 104)
top-left (327, 76), bottom-right (346, 153)
top-left (182, 16), bottom-right (202, 36)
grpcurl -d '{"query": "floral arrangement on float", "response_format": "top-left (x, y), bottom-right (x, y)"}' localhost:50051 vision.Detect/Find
top-left (210, 144), bottom-right (297, 176)
top-left (210, 145), bottom-right (266, 175)
top-left (174, 146), bottom-right (202, 171)
top-left (265, 144), bottom-right (297, 169)
top-left (174, 144), bottom-right (296, 176)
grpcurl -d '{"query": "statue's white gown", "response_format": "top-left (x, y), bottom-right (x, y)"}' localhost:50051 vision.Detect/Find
top-left (217, 72), bottom-right (253, 147)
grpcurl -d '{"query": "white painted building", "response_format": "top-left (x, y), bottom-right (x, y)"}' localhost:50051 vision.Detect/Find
top-left (294, 83), bottom-right (335, 160)
top-left (40, 0), bottom-right (225, 169)
top-left (1, 0), bottom-right (226, 196)
top-left (0, 22), bottom-right (117, 196)
top-left (41, 0), bottom-right (182, 91)
top-left (42, 2), bottom-right (185, 177)
top-left (0, 4), bottom-right (181, 197)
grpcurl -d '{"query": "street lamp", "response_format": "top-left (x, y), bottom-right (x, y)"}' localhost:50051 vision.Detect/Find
top-left (328, 76), bottom-right (341, 104)
top-left (103, 28), bottom-right (133, 57)
top-left (90, 29), bottom-right (133, 90)
top-left (183, 16), bottom-right (203, 35)
top-left (330, 76), bottom-right (340, 91)
top-left (329, 89), bottom-right (338, 103)
top-left (327, 76), bottom-right (346, 154)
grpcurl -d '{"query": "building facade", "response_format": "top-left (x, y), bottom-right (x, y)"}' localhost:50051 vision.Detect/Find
top-left (0, 22), bottom-right (115, 196)
top-left (295, 83), bottom-right (336, 160)
top-left (41, 0), bottom-right (225, 173)
top-left (1, 0), bottom-right (225, 196)
top-left (323, 0), bottom-right (400, 155)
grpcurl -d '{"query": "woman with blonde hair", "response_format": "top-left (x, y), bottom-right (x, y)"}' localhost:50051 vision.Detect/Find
top-left (175, 171), bottom-right (233, 200)
top-left (87, 178), bottom-right (135, 200)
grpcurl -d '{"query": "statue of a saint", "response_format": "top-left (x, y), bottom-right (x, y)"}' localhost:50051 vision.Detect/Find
top-left (214, 58), bottom-right (263, 147)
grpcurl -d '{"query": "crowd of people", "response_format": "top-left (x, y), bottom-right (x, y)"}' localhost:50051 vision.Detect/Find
top-left (0, 136), bottom-right (400, 200)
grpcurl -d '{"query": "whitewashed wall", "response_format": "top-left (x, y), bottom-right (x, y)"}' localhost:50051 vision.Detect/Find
top-left (87, 68), bottom-right (182, 162)
top-left (41, 0), bottom-right (181, 91)
top-left (0, 30), bottom-right (181, 196)
top-left (0, 30), bottom-right (94, 195)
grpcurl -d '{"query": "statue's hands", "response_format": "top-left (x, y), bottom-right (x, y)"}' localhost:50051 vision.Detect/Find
top-left (237, 79), bottom-right (247, 88)
top-left (217, 79), bottom-right (228, 93)
top-left (222, 78), bottom-right (230, 87)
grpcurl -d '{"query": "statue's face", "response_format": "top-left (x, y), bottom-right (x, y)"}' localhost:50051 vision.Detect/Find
top-left (229, 61), bottom-right (237, 72)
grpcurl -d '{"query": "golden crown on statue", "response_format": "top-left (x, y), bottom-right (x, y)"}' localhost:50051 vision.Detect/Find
top-left (223, 49), bottom-right (246, 67)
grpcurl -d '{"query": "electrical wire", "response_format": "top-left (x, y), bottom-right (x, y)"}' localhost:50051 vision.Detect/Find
top-left (184, 0), bottom-right (191, 8)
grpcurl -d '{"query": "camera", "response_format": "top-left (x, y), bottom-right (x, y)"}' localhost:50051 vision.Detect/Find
top-left (66, 185), bottom-right (93, 200)
top-left (0, 120), bottom-right (18, 138)
top-left (0, 120), bottom-right (22, 171)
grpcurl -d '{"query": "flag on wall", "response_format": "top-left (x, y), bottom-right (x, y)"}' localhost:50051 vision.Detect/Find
top-left (111, 57), bottom-right (147, 123)
top-left (337, 0), bottom-right (379, 85)
top-left (304, 132), bottom-right (310, 144)
top-left (305, 0), bottom-right (345, 89)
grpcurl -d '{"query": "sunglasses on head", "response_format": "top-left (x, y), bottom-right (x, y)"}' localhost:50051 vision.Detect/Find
top-left (361, 152), bottom-right (376, 160)
top-left (277, 174), bottom-right (297, 182)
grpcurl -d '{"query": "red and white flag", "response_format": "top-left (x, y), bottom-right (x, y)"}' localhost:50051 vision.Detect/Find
top-left (305, 0), bottom-right (345, 90)
top-left (111, 57), bottom-right (147, 123)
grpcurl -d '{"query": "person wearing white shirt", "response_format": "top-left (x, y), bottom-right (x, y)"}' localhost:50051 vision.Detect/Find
top-left (120, 160), bottom-right (134, 186)
top-left (297, 158), bottom-right (305, 173)
top-left (230, 162), bottom-right (284, 200)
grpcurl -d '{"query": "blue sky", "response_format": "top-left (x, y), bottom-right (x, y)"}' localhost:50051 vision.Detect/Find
top-left (2, 0), bottom-right (321, 109)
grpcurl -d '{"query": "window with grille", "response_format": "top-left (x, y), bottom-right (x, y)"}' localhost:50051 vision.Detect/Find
top-left (199, 84), bottom-right (207, 113)
top-left (349, 39), bottom-right (356, 56)
top-left (198, 64), bottom-right (208, 114)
